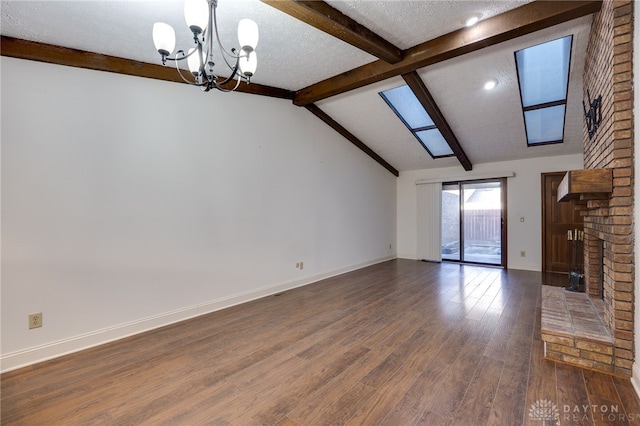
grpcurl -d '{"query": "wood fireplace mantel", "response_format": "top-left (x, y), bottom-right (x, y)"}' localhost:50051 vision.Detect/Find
top-left (557, 168), bottom-right (613, 202)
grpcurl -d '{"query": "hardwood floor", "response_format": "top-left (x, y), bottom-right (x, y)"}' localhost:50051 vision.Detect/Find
top-left (2, 260), bottom-right (640, 425)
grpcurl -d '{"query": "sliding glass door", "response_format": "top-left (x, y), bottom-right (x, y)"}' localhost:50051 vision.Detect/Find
top-left (441, 179), bottom-right (505, 266)
top-left (442, 183), bottom-right (461, 261)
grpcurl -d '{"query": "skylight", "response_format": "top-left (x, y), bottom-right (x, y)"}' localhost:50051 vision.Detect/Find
top-left (515, 35), bottom-right (573, 146)
top-left (380, 85), bottom-right (453, 158)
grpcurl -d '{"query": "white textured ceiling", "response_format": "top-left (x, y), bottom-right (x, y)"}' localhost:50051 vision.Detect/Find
top-left (0, 0), bottom-right (376, 90)
top-left (317, 15), bottom-right (592, 170)
top-left (326, 0), bottom-right (533, 49)
top-left (1, 1), bottom-right (591, 172)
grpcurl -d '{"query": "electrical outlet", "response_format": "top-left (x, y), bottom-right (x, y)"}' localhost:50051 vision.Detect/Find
top-left (295, 262), bottom-right (300, 269)
top-left (299, 261), bottom-right (304, 270)
top-left (29, 312), bottom-right (42, 329)
top-left (520, 251), bottom-right (526, 257)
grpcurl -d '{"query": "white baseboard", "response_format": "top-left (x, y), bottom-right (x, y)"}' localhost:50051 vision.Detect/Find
top-left (0, 256), bottom-right (395, 373)
top-left (632, 363), bottom-right (640, 399)
top-left (397, 254), bottom-right (418, 260)
top-left (506, 261), bottom-right (540, 271)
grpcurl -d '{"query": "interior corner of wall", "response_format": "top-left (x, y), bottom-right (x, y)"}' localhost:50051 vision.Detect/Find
top-left (631, 363), bottom-right (640, 398)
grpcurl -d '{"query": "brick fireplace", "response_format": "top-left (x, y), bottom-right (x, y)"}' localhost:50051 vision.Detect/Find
top-left (580, 0), bottom-right (634, 377)
top-left (541, 0), bottom-right (634, 377)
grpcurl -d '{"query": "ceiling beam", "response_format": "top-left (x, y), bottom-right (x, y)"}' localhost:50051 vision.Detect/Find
top-left (0, 36), bottom-right (295, 100)
top-left (260, 0), bottom-right (403, 64)
top-left (293, 0), bottom-right (603, 105)
top-left (402, 72), bottom-right (472, 171)
top-left (305, 104), bottom-right (399, 176)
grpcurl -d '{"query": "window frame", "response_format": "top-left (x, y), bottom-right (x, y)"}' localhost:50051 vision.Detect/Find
top-left (380, 86), bottom-right (455, 159)
top-left (514, 35), bottom-right (574, 147)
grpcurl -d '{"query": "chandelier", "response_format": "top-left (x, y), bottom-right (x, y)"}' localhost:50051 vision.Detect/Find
top-left (152, 0), bottom-right (259, 92)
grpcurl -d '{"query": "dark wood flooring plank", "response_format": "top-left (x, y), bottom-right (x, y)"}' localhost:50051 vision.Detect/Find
top-left (483, 307), bottom-right (520, 362)
top-left (612, 377), bottom-right (640, 422)
top-left (359, 327), bottom-right (434, 388)
top-left (584, 369), bottom-right (625, 403)
top-left (344, 364), bottom-right (418, 425)
top-left (580, 370), bottom-right (630, 426)
top-left (588, 394), bottom-right (630, 426)
top-left (274, 417), bottom-right (302, 426)
top-left (378, 358), bottom-right (454, 425)
top-left (2, 260), bottom-right (640, 425)
top-left (283, 321), bottom-right (429, 425)
top-left (524, 339), bottom-right (557, 426)
top-left (244, 345), bottom-right (371, 425)
top-left (504, 321), bottom-right (536, 378)
top-left (419, 312), bottom-right (502, 419)
top-left (451, 355), bottom-right (505, 425)
top-left (296, 381), bottom-right (376, 426)
top-left (555, 363), bottom-right (593, 425)
top-left (488, 366), bottom-right (529, 426)
top-left (344, 316), bottom-right (458, 425)
top-left (415, 410), bottom-right (453, 425)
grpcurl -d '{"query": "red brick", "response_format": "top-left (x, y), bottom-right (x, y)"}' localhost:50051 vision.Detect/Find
top-left (612, 300), bottom-right (632, 312)
top-left (542, 334), bottom-right (574, 346)
top-left (613, 81), bottom-right (633, 93)
top-left (608, 196), bottom-right (632, 206)
top-left (613, 23), bottom-right (632, 36)
top-left (615, 338), bottom-right (633, 350)
top-left (613, 3), bottom-right (632, 17)
top-left (615, 367), bottom-right (632, 377)
top-left (611, 187), bottom-right (631, 197)
top-left (613, 62), bottom-right (632, 74)
top-left (612, 179), bottom-right (631, 189)
top-left (613, 14), bottom-right (632, 26)
top-left (609, 206), bottom-right (631, 215)
top-left (547, 343), bottom-right (581, 357)
top-left (609, 243), bottom-right (632, 254)
top-left (613, 119), bottom-right (631, 131)
top-left (614, 320), bottom-right (633, 331)
top-left (613, 91), bottom-right (631, 103)
top-left (615, 358), bottom-right (633, 369)
top-left (613, 282), bottom-right (633, 292)
top-left (576, 341), bottom-right (614, 354)
top-left (614, 42), bottom-right (631, 55)
top-left (611, 262), bottom-right (633, 273)
top-left (581, 350), bottom-right (613, 364)
top-left (545, 350), bottom-right (563, 362)
top-left (613, 110), bottom-right (632, 121)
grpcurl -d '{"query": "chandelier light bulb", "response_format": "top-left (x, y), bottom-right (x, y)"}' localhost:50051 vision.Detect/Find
top-left (238, 19), bottom-right (259, 51)
top-left (152, 0), bottom-right (259, 91)
top-left (239, 51), bottom-right (257, 77)
top-left (187, 47), bottom-right (202, 75)
top-left (184, 0), bottom-right (209, 34)
top-left (152, 22), bottom-right (176, 56)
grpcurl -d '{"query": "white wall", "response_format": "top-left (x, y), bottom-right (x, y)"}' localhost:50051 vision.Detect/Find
top-left (397, 154), bottom-right (584, 271)
top-left (0, 57), bottom-right (397, 371)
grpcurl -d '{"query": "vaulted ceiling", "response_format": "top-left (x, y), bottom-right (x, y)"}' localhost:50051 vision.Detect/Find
top-left (1, 1), bottom-right (601, 175)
